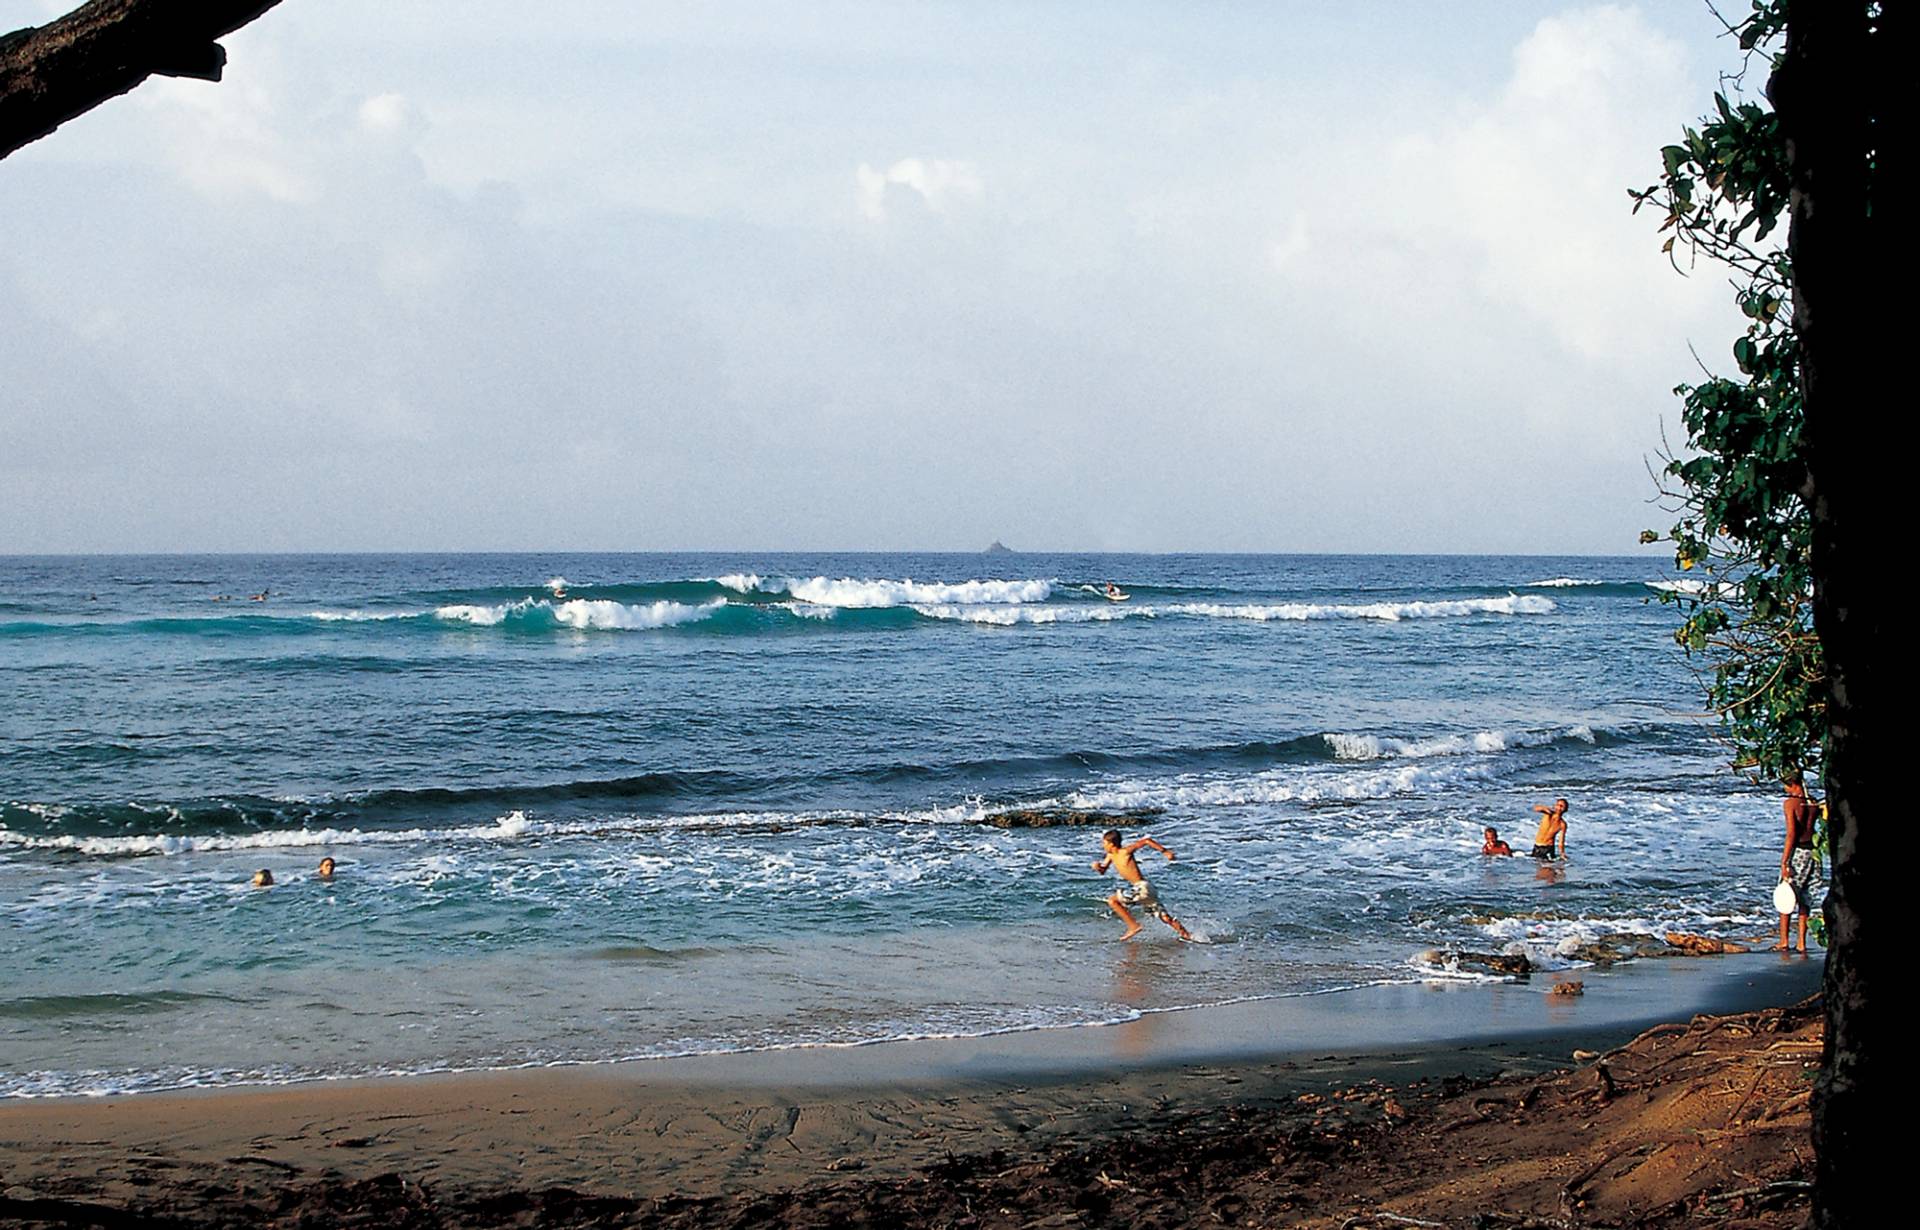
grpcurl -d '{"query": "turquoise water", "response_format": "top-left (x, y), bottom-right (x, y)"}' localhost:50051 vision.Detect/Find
top-left (0, 553), bottom-right (1780, 1096)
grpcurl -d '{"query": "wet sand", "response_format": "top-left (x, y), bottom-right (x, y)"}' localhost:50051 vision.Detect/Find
top-left (0, 955), bottom-right (1819, 1222)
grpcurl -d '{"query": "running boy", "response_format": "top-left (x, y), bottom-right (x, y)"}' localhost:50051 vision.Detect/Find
top-left (1093, 829), bottom-right (1192, 941)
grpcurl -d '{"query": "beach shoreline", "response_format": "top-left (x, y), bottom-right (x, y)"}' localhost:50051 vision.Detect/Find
top-left (0, 953), bottom-right (1820, 1221)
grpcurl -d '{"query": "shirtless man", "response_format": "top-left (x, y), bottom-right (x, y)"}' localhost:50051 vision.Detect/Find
top-left (1777, 775), bottom-right (1819, 952)
top-left (1092, 829), bottom-right (1192, 941)
top-left (1530, 798), bottom-right (1569, 859)
top-left (1481, 826), bottom-right (1514, 856)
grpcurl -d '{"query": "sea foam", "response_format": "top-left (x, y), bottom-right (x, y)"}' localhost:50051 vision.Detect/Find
top-left (747, 577), bottom-right (1056, 607)
top-left (1159, 594), bottom-right (1554, 622)
top-left (1324, 726), bottom-right (1594, 761)
top-left (433, 598), bottom-right (724, 630)
top-left (912, 603), bottom-right (1140, 625)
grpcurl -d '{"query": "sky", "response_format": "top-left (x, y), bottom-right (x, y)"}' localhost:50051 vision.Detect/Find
top-left (0, 2), bottom-right (1762, 554)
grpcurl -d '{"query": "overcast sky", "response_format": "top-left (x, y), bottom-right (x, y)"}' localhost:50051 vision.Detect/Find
top-left (1, 2), bottom-right (1755, 554)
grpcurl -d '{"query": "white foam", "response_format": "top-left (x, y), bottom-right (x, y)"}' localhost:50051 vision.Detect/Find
top-left (1646, 579), bottom-right (1738, 597)
top-left (1405, 953), bottom-right (1518, 984)
top-left (307, 609), bottom-right (420, 622)
top-left (433, 598), bottom-right (723, 631)
top-left (1158, 594), bottom-right (1554, 622)
top-left (912, 603), bottom-right (1142, 625)
top-left (1324, 725), bottom-right (1594, 761)
top-left (434, 603), bottom-right (508, 625)
top-left (753, 577), bottom-right (1056, 608)
top-left (1067, 758), bottom-right (1496, 811)
top-left (0, 810), bottom-right (546, 857)
top-left (1524, 577), bottom-right (1603, 588)
top-left (713, 573), bottom-right (761, 593)
top-left (1473, 907), bottom-right (1769, 971)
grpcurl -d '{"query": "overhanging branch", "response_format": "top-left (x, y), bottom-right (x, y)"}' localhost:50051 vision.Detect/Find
top-left (0, 0), bottom-right (284, 161)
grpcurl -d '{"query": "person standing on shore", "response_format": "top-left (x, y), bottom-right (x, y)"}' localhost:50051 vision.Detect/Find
top-left (1777, 775), bottom-right (1819, 953)
top-left (1092, 829), bottom-right (1192, 941)
top-left (1529, 798), bottom-right (1569, 859)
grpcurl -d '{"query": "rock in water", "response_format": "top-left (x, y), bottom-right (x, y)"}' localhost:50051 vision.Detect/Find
top-left (1418, 949), bottom-right (1532, 976)
top-left (979, 807), bottom-right (1163, 829)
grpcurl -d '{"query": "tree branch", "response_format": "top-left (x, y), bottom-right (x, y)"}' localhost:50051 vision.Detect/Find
top-left (0, 0), bottom-right (284, 161)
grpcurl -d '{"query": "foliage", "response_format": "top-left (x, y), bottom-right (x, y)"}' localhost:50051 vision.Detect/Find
top-left (1631, 1), bottom-right (1823, 783)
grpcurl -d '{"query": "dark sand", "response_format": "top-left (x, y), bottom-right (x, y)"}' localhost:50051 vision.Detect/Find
top-left (0, 955), bottom-right (1821, 1226)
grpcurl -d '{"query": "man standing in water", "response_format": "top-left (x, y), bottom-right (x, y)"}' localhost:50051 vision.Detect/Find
top-left (1777, 774), bottom-right (1819, 953)
top-left (1093, 829), bottom-right (1193, 941)
top-left (1530, 798), bottom-right (1569, 859)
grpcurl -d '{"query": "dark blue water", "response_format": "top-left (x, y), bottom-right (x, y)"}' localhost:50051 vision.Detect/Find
top-left (0, 553), bottom-right (1777, 1096)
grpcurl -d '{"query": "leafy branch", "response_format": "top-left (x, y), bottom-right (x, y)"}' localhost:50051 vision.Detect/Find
top-left (1635, 0), bottom-right (1821, 783)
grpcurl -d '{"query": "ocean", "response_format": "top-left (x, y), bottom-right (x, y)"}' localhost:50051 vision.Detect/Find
top-left (0, 553), bottom-right (1780, 1098)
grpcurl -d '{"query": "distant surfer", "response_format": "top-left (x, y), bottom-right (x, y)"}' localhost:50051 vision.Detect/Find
top-left (249, 589), bottom-right (270, 602)
top-left (1776, 774), bottom-right (1819, 953)
top-left (1481, 826), bottom-right (1514, 856)
top-left (1102, 582), bottom-right (1128, 602)
top-left (1529, 798), bottom-right (1569, 859)
top-left (1093, 829), bottom-right (1192, 941)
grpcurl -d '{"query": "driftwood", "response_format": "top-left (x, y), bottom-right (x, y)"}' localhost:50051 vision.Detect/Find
top-left (1, 0), bottom-right (284, 160)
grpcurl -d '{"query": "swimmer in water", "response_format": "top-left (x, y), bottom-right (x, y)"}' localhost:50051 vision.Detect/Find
top-left (1481, 826), bottom-right (1514, 856)
top-left (317, 857), bottom-right (336, 880)
top-left (1530, 798), bottom-right (1569, 860)
top-left (251, 869), bottom-right (274, 888)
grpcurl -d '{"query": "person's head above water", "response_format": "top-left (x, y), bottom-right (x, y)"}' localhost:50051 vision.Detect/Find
top-left (1102, 829), bottom-right (1122, 850)
top-left (317, 857), bottom-right (336, 879)
top-left (251, 869), bottom-right (274, 887)
top-left (1484, 826), bottom-right (1499, 839)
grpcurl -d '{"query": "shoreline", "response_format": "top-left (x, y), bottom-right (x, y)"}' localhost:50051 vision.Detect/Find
top-left (0, 953), bottom-right (1820, 1211)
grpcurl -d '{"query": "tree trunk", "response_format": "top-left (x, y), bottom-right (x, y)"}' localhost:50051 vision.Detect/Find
top-left (1773, 5), bottom-right (1888, 1225)
top-left (1, 0), bottom-right (283, 161)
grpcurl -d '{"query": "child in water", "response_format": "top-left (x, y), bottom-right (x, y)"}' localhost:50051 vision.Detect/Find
top-left (1530, 798), bottom-right (1570, 859)
top-left (1481, 827), bottom-right (1514, 856)
top-left (1093, 829), bottom-right (1192, 941)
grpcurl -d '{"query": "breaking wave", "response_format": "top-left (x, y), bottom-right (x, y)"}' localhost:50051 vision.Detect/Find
top-left (733, 576), bottom-right (1057, 607)
top-left (1157, 595), bottom-right (1554, 622)
top-left (432, 598), bottom-right (725, 630)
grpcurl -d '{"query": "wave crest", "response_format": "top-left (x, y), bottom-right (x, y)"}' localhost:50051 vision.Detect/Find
top-left (433, 598), bottom-right (724, 630)
top-left (1324, 726), bottom-right (1594, 761)
top-left (747, 577), bottom-right (1056, 608)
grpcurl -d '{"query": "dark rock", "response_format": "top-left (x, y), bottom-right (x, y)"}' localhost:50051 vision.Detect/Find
top-left (978, 808), bottom-right (1163, 829)
top-left (1417, 949), bottom-right (1532, 976)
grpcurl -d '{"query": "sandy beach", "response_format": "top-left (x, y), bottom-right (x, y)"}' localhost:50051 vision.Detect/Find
top-left (0, 955), bottom-right (1819, 1226)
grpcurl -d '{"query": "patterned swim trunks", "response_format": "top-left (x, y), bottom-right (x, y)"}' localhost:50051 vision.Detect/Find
top-left (1116, 878), bottom-right (1171, 921)
top-left (1785, 846), bottom-right (1820, 912)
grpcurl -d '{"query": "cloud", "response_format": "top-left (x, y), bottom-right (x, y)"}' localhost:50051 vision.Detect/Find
top-left (0, 2), bottom-right (1742, 553)
top-left (855, 157), bottom-right (983, 221)
top-left (1365, 6), bottom-right (1701, 363)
